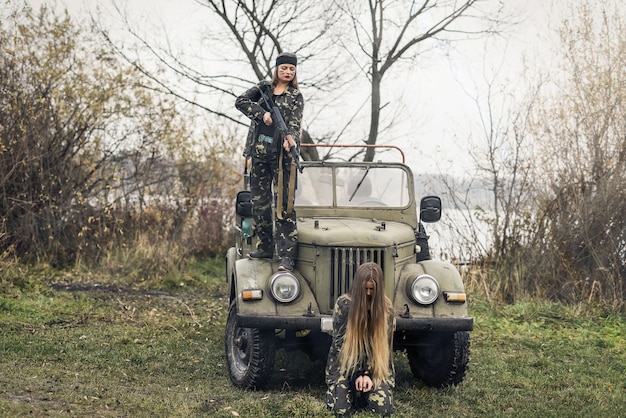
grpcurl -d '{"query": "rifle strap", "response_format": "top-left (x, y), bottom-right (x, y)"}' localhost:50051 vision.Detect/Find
top-left (286, 160), bottom-right (296, 215)
top-left (277, 150), bottom-right (284, 220)
top-left (276, 146), bottom-right (297, 219)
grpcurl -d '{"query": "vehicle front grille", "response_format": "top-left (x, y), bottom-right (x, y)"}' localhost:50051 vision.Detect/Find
top-left (330, 247), bottom-right (385, 306)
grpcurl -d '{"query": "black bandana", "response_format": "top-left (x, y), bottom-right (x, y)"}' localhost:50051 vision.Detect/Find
top-left (276, 55), bottom-right (297, 67)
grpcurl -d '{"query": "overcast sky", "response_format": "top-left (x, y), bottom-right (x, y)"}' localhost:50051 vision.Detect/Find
top-left (17, 0), bottom-right (593, 177)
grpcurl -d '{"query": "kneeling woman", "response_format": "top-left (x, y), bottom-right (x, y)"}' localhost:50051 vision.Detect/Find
top-left (325, 262), bottom-right (395, 416)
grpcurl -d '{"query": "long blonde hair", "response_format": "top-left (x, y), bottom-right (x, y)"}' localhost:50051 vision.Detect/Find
top-left (339, 262), bottom-right (392, 387)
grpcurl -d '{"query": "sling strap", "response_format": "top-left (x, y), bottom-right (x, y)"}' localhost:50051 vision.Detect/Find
top-left (277, 146), bottom-right (297, 220)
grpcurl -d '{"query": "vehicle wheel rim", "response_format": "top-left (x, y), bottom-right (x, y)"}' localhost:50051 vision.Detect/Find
top-left (231, 326), bottom-right (251, 375)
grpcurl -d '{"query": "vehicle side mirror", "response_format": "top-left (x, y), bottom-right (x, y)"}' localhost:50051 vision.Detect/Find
top-left (236, 190), bottom-right (253, 217)
top-left (420, 195), bottom-right (441, 223)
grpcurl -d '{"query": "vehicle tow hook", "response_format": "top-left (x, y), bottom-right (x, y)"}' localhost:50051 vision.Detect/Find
top-left (303, 302), bottom-right (315, 317)
top-left (401, 304), bottom-right (412, 318)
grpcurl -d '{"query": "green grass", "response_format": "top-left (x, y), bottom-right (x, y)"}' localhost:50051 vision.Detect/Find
top-left (1, 259), bottom-right (625, 417)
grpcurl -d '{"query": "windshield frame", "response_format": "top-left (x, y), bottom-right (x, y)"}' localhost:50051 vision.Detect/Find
top-left (295, 161), bottom-right (414, 210)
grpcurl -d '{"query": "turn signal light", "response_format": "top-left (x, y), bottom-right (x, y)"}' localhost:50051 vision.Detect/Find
top-left (241, 289), bottom-right (263, 301)
top-left (443, 291), bottom-right (466, 303)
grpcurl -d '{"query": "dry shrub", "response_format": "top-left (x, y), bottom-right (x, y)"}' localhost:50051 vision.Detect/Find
top-left (185, 199), bottom-right (235, 258)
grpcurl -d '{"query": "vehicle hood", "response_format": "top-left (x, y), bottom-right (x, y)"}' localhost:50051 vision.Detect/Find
top-left (297, 217), bottom-right (415, 247)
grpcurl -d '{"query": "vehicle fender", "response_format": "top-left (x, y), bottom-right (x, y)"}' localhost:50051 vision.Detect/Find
top-left (234, 258), bottom-right (321, 318)
top-left (395, 260), bottom-right (468, 318)
top-left (226, 247), bottom-right (237, 287)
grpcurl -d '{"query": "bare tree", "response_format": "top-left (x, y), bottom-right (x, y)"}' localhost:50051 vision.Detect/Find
top-left (470, 78), bottom-right (540, 262)
top-left (197, 0), bottom-right (346, 161)
top-left (436, 58), bottom-right (541, 268)
top-left (529, 3), bottom-right (626, 308)
top-left (94, 0), bottom-right (351, 162)
top-left (0, 5), bottom-right (238, 265)
top-left (334, 0), bottom-right (503, 161)
top-left (95, 0), bottom-right (507, 162)
top-left (429, 1), bottom-right (625, 309)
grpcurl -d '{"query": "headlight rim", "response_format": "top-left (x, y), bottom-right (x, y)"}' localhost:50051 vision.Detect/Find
top-left (269, 271), bottom-right (301, 303)
top-left (410, 274), bottom-right (440, 305)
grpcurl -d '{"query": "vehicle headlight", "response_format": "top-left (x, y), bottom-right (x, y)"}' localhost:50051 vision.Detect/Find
top-left (409, 274), bottom-right (440, 305)
top-left (270, 272), bottom-right (300, 303)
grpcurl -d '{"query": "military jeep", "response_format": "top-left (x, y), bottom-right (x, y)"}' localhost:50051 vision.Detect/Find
top-left (225, 145), bottom-right (473, 390)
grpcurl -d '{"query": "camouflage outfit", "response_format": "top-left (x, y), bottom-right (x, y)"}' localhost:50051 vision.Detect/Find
top-left (235, 81), bottom-right (304, 260)
top-left (325, 295), bottom-right (395, 416)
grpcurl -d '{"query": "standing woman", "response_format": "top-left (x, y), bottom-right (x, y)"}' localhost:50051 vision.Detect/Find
top-left (235, 52), bottom-right (304, 271)
top-left (326, 262), bottom-right (395, 416)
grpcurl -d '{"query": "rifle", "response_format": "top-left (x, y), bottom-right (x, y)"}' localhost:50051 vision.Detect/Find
top-left (258, 83), bottom-right (303, 173)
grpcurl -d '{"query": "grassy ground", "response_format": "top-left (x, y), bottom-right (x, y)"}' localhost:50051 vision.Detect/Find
top-left (1, 258), bottom-right (625, 417)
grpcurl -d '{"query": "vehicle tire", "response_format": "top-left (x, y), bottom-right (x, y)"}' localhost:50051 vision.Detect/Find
top-left (225, 301), bottom-right (276, 390)
top-left (407, 331), bottom-right (470, 388)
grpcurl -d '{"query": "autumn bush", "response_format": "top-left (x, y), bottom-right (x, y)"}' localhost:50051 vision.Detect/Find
top-left (0, 6), bottom-right (240, 277)
top-left (445, 3), bottom-right (625, 312)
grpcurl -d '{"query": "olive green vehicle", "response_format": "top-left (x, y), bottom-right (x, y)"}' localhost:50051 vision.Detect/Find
top-left (225, 145), bottom-right (473, 390)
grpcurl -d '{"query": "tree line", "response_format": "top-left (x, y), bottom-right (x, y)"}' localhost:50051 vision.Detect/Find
top-left (1, 5), bottom-right (238, 278)
top-left (442, 3), bottom-right (625, 309)
top-left (1, 1), bottom-right (623, 310)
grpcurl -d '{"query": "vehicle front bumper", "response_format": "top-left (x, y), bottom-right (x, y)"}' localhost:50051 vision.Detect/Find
top-left (236, 314), bottom-right (474, 334)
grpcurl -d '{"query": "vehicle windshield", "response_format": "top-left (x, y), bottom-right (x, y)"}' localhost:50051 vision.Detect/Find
top-left (295, 164), bottom-right (411, 208)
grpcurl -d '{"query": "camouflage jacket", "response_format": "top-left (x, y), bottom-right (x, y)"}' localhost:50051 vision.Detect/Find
top-left (325, 294), bottom-right (396, 388)
top-left (235, 81), bottom-right (304, 158)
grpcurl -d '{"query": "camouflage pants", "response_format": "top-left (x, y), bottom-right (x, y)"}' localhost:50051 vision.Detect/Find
top-left (326, 374), bottom-right (394, 416)
top-left (250, 140), bottom-right (297, 259)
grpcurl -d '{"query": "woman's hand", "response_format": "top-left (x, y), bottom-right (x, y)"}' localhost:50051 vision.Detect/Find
top-left (355, 375), bottom-right (373, 393)
top-left (263, 112), bottom-right (273, 126)
top-left (283, 134), bottom-right (296, 151)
